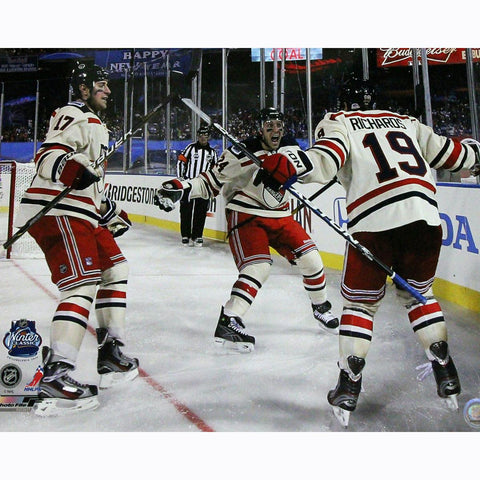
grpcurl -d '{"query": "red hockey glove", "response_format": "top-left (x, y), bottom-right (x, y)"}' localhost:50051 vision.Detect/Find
top-left (58, 153), bottom-right (100, 190)
top-left (259, 153), bottom-right (298, 191)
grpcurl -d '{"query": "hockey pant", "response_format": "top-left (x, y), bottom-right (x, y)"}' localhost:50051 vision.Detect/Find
top-left (224, 211), bottom-right (328, 318)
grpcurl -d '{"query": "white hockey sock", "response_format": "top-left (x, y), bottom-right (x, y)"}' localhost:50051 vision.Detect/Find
top-left (51, 283), bottom-right (97, 366)
top-left (406, 297), bottom-right (447, 353)
top-left (95, 262), bottom-right (129, 342)
top-left (295, 250), bottom-right (328, 305)
top-left (338, 300), bottom-right (380, 366)
top-left (224, 263), bottom-right (270, 318)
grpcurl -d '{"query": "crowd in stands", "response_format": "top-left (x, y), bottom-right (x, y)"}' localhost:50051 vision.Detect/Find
top-left (432, 102), bottom-right (472, 137)
top-left (0, 121), bottom-right (48, 143)
top-left (0, 101), bottom-right (475, 144)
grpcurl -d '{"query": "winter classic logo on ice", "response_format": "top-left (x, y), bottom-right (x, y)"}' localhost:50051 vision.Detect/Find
top-left (3, 319), bottom-right (42, 358)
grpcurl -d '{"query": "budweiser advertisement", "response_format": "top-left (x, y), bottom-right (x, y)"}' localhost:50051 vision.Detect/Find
top-left (377, 48), bottom-right (480, 67)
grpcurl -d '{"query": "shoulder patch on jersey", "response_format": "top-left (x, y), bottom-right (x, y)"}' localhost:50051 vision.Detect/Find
top-left (67, 101), bottom-right (93, 115)
top-left (68, 101), bottom-right (86, 109)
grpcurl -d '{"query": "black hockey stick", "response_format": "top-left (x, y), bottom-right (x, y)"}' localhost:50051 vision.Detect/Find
top-left (2, 94), bottom-right (176, 253)
top-left (180, 97), bottom-right (427, 304)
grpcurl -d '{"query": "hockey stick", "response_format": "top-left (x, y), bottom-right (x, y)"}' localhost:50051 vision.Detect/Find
top-left (2, 94), bottom-right (176, 253)
top-left (180, 97), bottom-right (427, 304)
top-left (291, 177), bottom-right (338, 215)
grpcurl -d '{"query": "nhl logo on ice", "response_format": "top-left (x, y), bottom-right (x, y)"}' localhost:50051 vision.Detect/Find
top-left (3, 319), bottom-right (42, 358)
top-left (0, 364), bottom-right (22, 388)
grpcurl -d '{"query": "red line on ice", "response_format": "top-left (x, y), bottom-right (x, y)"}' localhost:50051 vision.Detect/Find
top-left (12, 259), bottom-right (215, 432)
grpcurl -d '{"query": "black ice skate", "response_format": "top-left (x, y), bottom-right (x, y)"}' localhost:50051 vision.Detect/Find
top-left (312, 301), bottom-right (339, 334)
top-left (33, 346), bottom-right (99, 417)
top-left (327, 356), bottom-right (365, 428)
top-left (429, 341), bottom-right (461, 410)
top-left (214, 307), bottom-right (255, 353)
top-left (97, 328), bottom-right (139, 389)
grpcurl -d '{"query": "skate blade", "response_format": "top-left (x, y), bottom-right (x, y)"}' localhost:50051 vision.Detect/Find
top-left (214, 338), bottom-right (254, 353)
top-left (99, 367), bottom-right (139, 389)
top-left (33, 396), bottom-right (99, 417)
top-left (331, 406), bottom-right (350, 428)
top-left (317, 322), bottom-right (339, 335)
top-left (443, 394), bottom-right (459, 411)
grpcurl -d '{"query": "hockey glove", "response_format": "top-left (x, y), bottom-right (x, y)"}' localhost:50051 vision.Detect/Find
top-left (258, 150), bottom-right (314, 191)
top-left (57, 153), bottom-right (100, 190)
top-left (99, 196), bottom-right (132, 238)
top-left (107, 210), bottom-right (132, 238)
top-left (258, 153), bottom-right (298, 191)
top-left (461, 138), bottom-right (480, 176)
top-left (154, 179), bottom-right (191, 212)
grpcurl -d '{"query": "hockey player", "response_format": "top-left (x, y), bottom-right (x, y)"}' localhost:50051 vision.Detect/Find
top-left (155, 107), bottom-right (339, 352)
top-left (177, 125), bottom-right (218, 246)
top-left (16, 63), bottom-right (139, 416)
top-left (258, 78), bottom-right (480, 426)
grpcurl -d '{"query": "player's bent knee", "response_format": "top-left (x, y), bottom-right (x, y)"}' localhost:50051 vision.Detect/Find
top-left (240, 262), bottom-right (271, 285)
top-left (397, 285), bottom-right (434, 307)
top-left (102, 261), bottom-right (129, 284)
top-left (343, 299), bottom-right (381, 317)
top-left (295, 249), bottom-right (323, 275)
top-left (60, 283), bottom-right (97, 302)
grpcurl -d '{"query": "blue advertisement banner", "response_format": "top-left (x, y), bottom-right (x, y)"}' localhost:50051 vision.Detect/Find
top-left (93, 49), bottom-right (193, 78)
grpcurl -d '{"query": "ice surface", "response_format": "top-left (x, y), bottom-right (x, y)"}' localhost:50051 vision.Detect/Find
top-left (1, 222), bottom-right (478, 475)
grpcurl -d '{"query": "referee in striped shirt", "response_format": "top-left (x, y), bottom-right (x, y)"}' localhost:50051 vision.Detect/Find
top-left (177, 125), bottom-right (218, 246)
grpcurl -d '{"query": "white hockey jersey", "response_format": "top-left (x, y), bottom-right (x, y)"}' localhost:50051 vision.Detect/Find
top-left (302, 109), bottom-right (477, 233)
top-left (187, 135), bottom-right (302, 218)
top-left (16, 101), bottom-right (109, 228)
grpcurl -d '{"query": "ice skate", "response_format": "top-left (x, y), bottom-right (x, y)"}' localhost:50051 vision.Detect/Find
top-left (214, 307), bottom-right (255, 353)
top-left (327, 356), bottom-right (365, 428)
top-left (312, 301), bottom-right (339, 334)
top-left (429, 341), bottom-right (461, 410)
top-left (33, 347), bottom-right (99, 417)
top-left (97, 328), bottom-right (139, 389)
top-left (193, 238), bottom-right (203, 247)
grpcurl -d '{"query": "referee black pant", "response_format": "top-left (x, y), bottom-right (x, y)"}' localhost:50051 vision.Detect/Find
top-left (179, 198), bottom-right (210, 240)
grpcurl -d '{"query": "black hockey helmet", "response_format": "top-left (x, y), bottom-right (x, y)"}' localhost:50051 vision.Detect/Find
top-left (70, 62), bottom-right (109, 95)
top-left (257, 107), bottom-right (284, 128)
top-left (197, 125), bottom-right (211, 136)
top-left (338, 77), bottom-right (376, 111)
